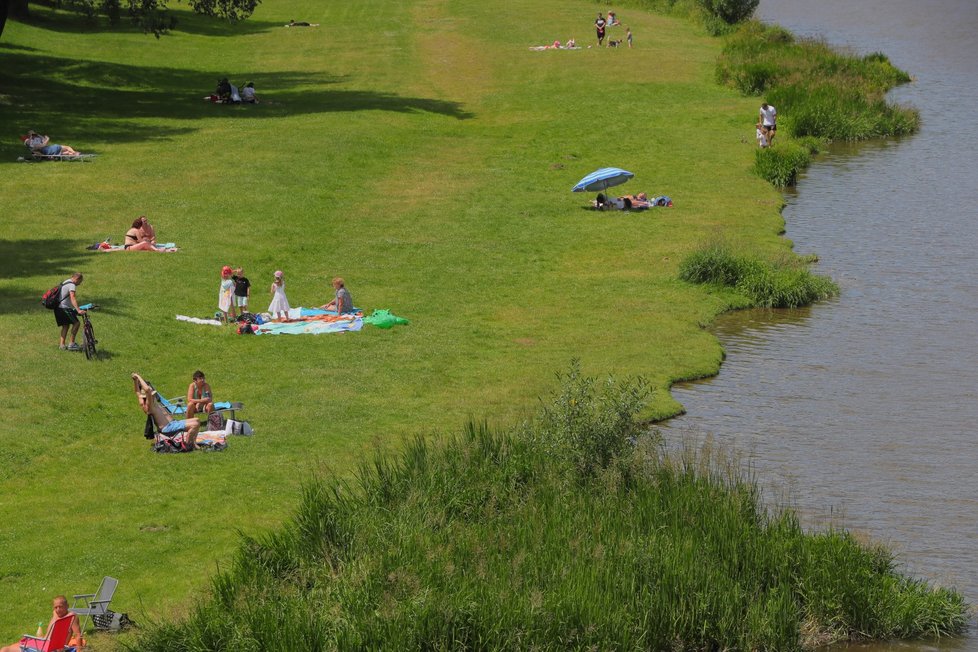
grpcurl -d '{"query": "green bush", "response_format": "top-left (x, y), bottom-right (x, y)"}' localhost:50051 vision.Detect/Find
top-left (754, 142), bottom-right (811, 188)
top-left (679, 243), bottom-right (839, 308)
top-left (696, 0), bottom-right (759, 24)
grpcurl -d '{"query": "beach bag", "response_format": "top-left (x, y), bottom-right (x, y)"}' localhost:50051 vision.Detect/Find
top-left (224, 419), bottom-right (254, 436)
top-left (207, 412), bottom-right (224, 431)
top-left (41, 282), bottom-right (65, 309)
top-left (93, 610), bottom-right (135, 632)
top-left (153, 433), bottom-right (193, 453)
top-left (143, 413), bottom-right (156, 439)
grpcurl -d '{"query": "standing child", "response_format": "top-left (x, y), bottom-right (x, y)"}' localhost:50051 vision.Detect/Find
top-left (232, 267), bottom-right (251, 315)
top-left (755, 122), bottom-right (769, 148)
top-left (626, 26), bottom-right (633, 48)
top-left (268, 270), bottom-right (291, 320)
top-left (218, 265), bottom-right (235, 321)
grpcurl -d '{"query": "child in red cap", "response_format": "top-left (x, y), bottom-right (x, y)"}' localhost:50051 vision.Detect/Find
top-left (218, 265), bottom-right (235, 321)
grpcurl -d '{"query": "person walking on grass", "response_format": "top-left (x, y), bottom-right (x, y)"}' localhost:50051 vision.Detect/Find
top-left (760, 102), bottom-right (777, 145)
top-left (595, 13), bottom-right (607, 47)
top-left (626, 26), bottom-right (633, 48)
top-left (54, 272), bottom-right (86, 351)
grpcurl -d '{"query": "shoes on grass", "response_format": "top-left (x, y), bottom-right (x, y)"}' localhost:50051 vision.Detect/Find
top-left (66, 343), bottom-right (81, 351)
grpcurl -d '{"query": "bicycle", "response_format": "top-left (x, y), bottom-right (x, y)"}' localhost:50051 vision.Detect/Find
top-left (78, 303), bottom-right (99, 360)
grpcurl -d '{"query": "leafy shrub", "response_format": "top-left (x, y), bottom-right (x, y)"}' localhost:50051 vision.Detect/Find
top-left (696, 0), bottom-right (759, 24)
top-left (531, 360), bottom-right (650, 478)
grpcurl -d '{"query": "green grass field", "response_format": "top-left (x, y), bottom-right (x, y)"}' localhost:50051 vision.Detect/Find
top-left (0, 0), bottom-right (789, 639)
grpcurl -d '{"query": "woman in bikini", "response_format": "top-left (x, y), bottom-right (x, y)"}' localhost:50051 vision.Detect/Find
top-left (124, 218), bottom-right (157, 251)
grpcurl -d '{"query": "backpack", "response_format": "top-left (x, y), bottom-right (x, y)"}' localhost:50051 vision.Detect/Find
top-left (41, 282), bottom-right (65, 309)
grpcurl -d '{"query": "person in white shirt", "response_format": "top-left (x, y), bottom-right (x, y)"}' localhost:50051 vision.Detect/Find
top-left (759, 102), bottom-right (777, 145)
top-left (240, 82), bottom-right (258, 103)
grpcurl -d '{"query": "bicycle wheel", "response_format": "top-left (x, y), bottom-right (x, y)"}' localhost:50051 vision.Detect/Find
top-left (83, 323), bottom-right (97, 360)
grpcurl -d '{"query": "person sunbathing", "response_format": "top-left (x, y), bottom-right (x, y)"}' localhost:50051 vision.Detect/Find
top-left (133, 372), bottom-right (200, 449)
top-left (286, 19), bottom-right (319, 27)
top-left (124, 218), bottom-right (158, 251)
top-left (24, 130), bottom-right (80, 157)
top-left (0, 595), bottom-right (82, 652)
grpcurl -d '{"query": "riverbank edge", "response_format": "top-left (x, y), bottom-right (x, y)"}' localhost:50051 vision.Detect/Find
top-left (649, 14), bottom-right (919, 423)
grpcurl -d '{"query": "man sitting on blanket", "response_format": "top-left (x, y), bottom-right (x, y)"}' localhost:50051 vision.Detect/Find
top-left (133, 372), bottom-right (200, 449)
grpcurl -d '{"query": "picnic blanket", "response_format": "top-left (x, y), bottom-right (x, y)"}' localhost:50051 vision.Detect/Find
top-left (255, 314), bottom-right (363, 335)
top-left (18, 153), bottom-right (96, 162)
top-left (89, 242), bottom-right (178, 252)
top-left (176, 307), bottom-right (408, 334)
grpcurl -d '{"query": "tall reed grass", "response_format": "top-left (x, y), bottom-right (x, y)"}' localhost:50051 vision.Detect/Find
top-left (679, 243), bottom-right (839, 307)
top-left (130, 365), bottom-right (967, 651)
top-left (717, 21), bottom-right (919, 142)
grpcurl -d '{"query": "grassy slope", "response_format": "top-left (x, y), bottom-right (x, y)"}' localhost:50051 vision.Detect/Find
top-left (0, 0), bottom-right (785, 636)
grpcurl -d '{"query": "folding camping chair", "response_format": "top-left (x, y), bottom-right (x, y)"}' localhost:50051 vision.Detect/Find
top-left (18, 614), bottom-right (76, 651)
top-left (156, 390), bottom-right (244, 431)
top-left (71, 576), bottom-right (118, 633)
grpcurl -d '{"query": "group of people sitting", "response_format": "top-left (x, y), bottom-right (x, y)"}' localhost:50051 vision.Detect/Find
top-left (133, 371), bottom-right (216, 450)
top-left (123, 215), bottom-right (161, 251)
top-left (20, 130), bottom-right (83, 158)
top-left (593, 192), bottom-right (672, 210)
top-left (530, 38), bottom-right (578, 50)
top-left (210, 78), bottom-right (259, 104)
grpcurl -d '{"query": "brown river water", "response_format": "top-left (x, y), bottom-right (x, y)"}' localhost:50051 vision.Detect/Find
top-left (659, 1), bottom-right (978, 649)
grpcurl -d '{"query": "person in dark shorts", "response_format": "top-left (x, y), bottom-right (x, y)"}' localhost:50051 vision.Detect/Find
top-left (232, 267), bottom-right (251, 314)
top-left (595, 13), bottom-right (607, 47)
top-left (759, 102), bottom-right (778, 145)
top-left (54, 272), bottom-right (86, 351)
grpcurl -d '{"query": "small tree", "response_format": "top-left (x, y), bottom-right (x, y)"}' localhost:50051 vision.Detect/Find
top-left (697, 0), bottom-right (758, 24)
top-left (0, 0), bottom-right (261, 39)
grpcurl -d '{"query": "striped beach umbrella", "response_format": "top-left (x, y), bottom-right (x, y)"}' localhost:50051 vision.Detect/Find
top-left (571, 167), bottom-right (635, 192)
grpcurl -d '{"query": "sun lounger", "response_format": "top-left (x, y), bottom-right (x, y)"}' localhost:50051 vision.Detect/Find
top-left (18, 152), bottom-right (96, 162)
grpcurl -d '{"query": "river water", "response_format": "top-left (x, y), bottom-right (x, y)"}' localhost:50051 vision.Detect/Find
top-left (660, 1), bottom-right (978, 649)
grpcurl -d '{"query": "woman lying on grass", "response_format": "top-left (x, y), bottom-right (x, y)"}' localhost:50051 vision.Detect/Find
top-left (23, 130), bottom-right (80, 157)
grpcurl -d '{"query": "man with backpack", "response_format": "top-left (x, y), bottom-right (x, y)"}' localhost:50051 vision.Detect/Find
top-left (50, 272), bottom-right (86, 351)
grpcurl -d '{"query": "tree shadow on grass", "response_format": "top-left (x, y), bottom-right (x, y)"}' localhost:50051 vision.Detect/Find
top-left (13, 4), bottom-right (283, 38)
top-left (0, 42), bottom-right (39, 52)
top-left (0, 238), bottom-right (89, 314)
top-left (0, 52), bottom-right (474, 156)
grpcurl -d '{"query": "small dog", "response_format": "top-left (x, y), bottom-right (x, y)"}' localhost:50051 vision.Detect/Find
top-left (608, 39), bottom-right (623, 48)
